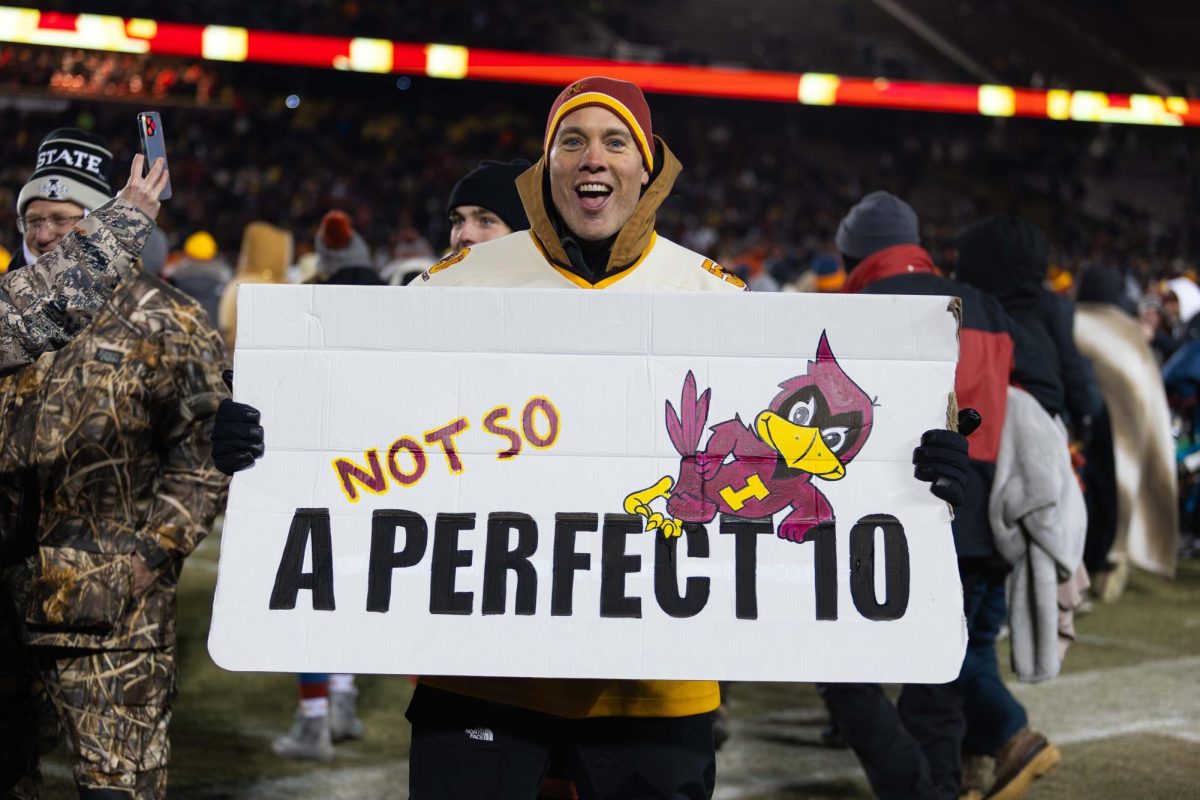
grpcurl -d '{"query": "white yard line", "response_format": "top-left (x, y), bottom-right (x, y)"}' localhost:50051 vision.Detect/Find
top-left (1073, 632), bottom-right (1186, 656)
top-left (714, 655), bottom-right (1200, 800)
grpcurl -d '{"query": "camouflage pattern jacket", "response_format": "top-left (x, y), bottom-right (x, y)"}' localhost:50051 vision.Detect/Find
top-left (0, 272), bottom-right (230, 650)
top-left (0, 197), bottom-right (152, 377)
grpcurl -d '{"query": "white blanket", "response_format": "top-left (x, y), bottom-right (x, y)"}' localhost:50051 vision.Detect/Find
top-left (990, 388), bottom-right (1087, 682)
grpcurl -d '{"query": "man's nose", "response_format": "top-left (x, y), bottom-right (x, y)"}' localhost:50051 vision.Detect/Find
top-left (579, 141), bottom-right (606, 171)
top-left (35, 226), bottom-right (63, 251)
top-left (459, 222), bottom-right (482, 248)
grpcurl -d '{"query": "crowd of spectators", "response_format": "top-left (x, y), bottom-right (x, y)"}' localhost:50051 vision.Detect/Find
top-left (0, 46), bottom-right (223, 105)
top-left (4, 68), bottom-right (1193, 295)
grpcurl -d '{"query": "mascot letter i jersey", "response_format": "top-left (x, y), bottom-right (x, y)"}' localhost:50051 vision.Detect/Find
top-left (626, 331), bottom-right (873, 543)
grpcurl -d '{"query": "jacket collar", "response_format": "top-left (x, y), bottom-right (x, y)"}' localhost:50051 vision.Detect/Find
top-left (515, 135), bottom-right (681, 281)
top-left (842, 243), bottom-right (938, 294)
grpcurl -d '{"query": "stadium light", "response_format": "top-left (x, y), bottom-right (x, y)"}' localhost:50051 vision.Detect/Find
top-left (0, 5), bottom-right (1196, 127)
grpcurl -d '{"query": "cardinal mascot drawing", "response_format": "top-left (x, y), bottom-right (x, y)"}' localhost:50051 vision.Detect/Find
top-left (624, 331), bottom-right (875, 543)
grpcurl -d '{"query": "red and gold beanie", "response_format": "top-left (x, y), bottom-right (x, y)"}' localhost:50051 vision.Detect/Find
top-left (544, 76), bottom-right (654, 171)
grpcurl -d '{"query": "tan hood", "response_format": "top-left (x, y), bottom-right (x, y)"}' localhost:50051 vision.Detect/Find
top-left (234, 221), bottom-right (293, 283)
top-left (515, 134), bottom-right (682, 275)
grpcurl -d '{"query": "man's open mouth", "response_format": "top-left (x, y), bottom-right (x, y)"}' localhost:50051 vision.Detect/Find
top-left (575, 183), bottom-right (613, 212)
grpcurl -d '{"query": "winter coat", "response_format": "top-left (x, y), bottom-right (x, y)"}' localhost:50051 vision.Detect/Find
top-left (990, 387), bottom-right (1087, 682)
top-left (843, 243), bottom-right (1064, 560)
top-left (0, 197), bottom-right (151, 377)
top-left (0, 272), bottom-right (230, 651)
top-left (1038, 289), bottom-right (1103, 426)
top-left (1077, 303), bottom-right (1177, 576)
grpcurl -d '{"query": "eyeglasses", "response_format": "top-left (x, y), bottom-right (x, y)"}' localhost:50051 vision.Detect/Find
top-left (17, 213), bottom-right (85, 234)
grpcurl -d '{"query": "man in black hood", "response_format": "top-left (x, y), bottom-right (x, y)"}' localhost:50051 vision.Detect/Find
top-left (955, 216), bottom-right (1096, 426)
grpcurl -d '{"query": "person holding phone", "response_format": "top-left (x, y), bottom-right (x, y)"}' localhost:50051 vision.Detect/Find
top-left (0, 125), bottom-right (227, 800)
top-left (1, 128), bottom-right (168, 376)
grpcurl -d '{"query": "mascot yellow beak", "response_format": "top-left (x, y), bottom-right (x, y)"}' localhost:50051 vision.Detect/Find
top-left (755, 411), bottom-right (845, 480)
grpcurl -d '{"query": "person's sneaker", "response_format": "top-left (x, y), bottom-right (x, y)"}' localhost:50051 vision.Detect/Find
top-left (330, 689), bottom-right (364, 742)
top-left (272, 711), bottom-right (334, 761)
top-left (960, 754), bottom-right (988, 800)
top-left (986, 727), bottom-right (1060, 800)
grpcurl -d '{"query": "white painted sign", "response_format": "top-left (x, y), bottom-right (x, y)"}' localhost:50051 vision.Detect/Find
top-left (209, 286), bottom-right (966, 682)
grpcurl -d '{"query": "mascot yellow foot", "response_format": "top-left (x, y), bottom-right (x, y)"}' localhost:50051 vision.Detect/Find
top-left (623, 476), bottom-right (684, 538)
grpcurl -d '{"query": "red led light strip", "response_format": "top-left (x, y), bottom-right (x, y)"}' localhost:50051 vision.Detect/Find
top-left (0, 6), bottom-right (1195, 127)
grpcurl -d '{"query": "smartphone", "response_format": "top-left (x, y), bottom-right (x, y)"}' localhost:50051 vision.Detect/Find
top-left (136, 111), bottom-right (172, 200)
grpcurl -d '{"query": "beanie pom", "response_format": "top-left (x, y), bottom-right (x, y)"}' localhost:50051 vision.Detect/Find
top-left (320, 210), bottom-right (354, 250)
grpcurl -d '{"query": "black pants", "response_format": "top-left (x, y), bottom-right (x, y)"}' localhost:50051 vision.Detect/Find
top-left (818, 682), bottom-right (964, 800)
top-left (406, 685), bottom-right (716, 800)
top-left (1082, 405), bottom-right (1119, 574)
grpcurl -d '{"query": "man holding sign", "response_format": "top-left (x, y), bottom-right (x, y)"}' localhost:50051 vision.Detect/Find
top-left (212, 77), bottom-right (972, 799)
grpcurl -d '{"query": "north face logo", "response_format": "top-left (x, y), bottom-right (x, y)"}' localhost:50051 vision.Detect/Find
top-left (465, 727), bottom-right (494, 742)
top-left (39, 178), bottom-right (69, 200)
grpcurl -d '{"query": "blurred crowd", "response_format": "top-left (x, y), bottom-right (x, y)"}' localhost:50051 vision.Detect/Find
top-left (2, 50), bottom-right (1196, 298)
top-left (0, 46), bottom-right (223, 105)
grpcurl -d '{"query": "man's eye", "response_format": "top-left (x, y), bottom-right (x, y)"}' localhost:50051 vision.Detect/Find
top-left (480, 217), bottom-right (495, 226)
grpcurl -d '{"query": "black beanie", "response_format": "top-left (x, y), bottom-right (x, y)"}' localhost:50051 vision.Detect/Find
top-left (447, 159), bottom-right (531, 232)
top-left (18, 128), bottom-right (113, 216)
top-left (1077, 266), bottom-right (1137, 314)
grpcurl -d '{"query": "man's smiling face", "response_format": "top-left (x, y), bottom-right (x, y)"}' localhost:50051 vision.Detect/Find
top-left (548, 106), bottom-right (650, 242)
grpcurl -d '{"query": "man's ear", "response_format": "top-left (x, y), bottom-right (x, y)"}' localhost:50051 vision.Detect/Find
top-left (641, 168), bottom-right (650, 186)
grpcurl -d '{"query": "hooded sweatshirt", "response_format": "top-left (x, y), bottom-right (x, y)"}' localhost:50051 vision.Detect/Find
top-left (1165, 277), bottom-right (1200, 330)
top-left (955, 217), bottom-right (1074, 419)
top-left (414, 137), bottom-right (740, 720)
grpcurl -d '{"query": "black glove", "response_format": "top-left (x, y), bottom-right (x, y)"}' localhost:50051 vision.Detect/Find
top-left (211, 369), bottom-right (265, 476)
top-left (912, 408), bottom-right (980, 507)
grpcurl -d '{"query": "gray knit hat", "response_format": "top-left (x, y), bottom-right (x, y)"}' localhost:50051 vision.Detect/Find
top-left (314, 210), bottom-right (372, 274)
top-left (835, 191), bottom-right (920, 260)
top-left (17, 128), bottom-right (113, 216)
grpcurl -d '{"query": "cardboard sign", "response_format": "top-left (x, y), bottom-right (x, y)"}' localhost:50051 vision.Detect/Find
top-left (209, 286), bottom-right (967, 682)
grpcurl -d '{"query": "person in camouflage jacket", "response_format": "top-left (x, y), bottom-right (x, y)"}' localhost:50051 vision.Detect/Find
top-left (1, 146), bottom-right (169, 378)
top-left (0, 133), bottom-right (228, 799)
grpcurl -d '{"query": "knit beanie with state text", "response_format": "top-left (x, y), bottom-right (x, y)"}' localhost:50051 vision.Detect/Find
top-left (17, 128), bottom-right (113, 216)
